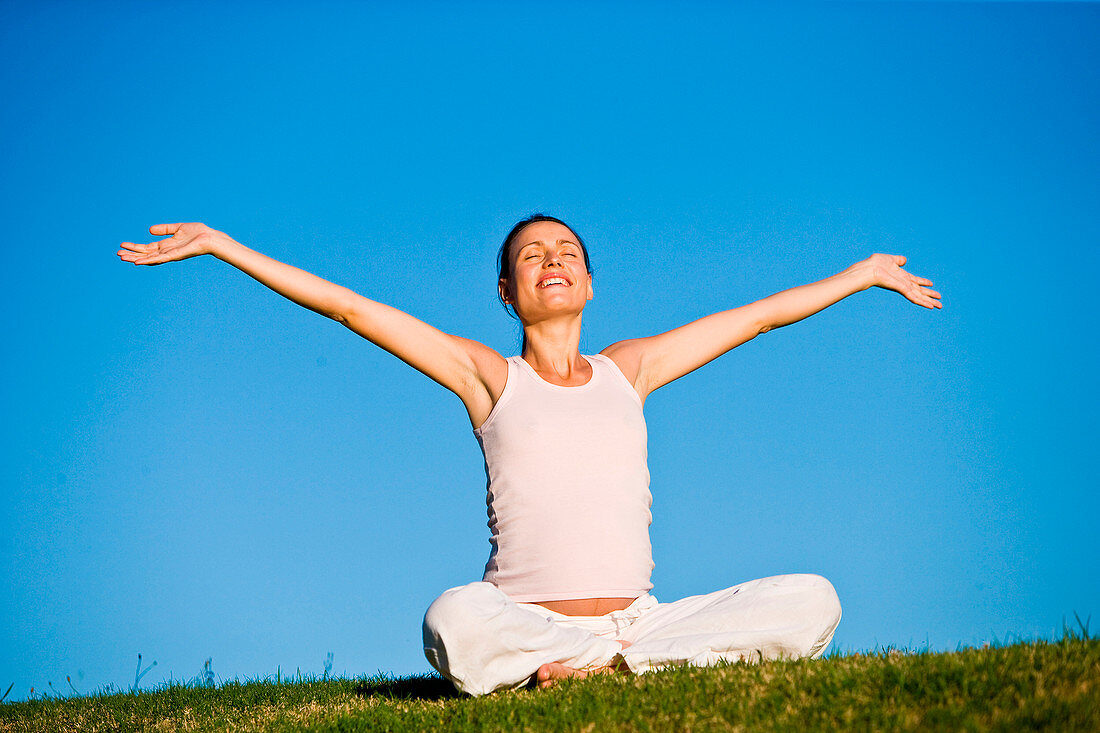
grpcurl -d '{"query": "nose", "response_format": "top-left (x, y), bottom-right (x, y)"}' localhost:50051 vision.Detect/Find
top-left (544, 250), bottom-right (563, 267)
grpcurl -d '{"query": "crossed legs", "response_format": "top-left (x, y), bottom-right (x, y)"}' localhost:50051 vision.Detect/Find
top-left (423, 574), bottom-right (841, 696)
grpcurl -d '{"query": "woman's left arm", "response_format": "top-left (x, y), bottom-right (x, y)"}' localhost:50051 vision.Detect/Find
top-left (603, 254), bottom-right (942, 399)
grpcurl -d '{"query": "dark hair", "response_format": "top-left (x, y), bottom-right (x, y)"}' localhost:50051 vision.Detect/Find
top-left (496, 213), bottom-right (592, 321)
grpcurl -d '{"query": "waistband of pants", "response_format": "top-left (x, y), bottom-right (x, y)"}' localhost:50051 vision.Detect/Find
top-left (518, 593), bottom-right (660, 635)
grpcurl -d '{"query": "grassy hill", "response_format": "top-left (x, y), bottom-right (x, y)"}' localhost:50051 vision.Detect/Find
top-left (2, 637), bottom-right (1097, 731)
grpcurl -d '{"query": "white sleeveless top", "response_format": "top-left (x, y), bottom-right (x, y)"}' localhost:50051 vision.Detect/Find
top-left (474, 353), bottom-right (654, 602)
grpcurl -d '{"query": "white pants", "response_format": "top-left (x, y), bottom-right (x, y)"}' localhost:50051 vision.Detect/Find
top-left (422, 574), bottom-right (841, 696)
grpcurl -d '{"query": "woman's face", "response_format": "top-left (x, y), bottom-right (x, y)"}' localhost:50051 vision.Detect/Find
top-left (500, 221), bottom-right (593, 322)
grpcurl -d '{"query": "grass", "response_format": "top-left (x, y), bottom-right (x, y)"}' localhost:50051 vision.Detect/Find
top-left (2, 637), bottom-right (1098, 732)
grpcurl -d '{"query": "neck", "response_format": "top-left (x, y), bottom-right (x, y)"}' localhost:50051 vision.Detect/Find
top-left (521, 315), bottom-right (585, 376)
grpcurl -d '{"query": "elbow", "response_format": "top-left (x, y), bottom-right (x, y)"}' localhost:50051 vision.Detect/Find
top-left (758, 319), bottom-right (789, 335)
top-left (321, 303), bottom-right (348, 323)
top-left (329, 305), bottom-right (349, 324)
top-left (744, 301), bottom-right (776, 336)
top-left (329, 292), bottom-right (359, 324)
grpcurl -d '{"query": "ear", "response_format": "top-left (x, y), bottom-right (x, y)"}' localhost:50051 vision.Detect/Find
top-left (585, 273), bottom-right (594, 301)
top-left (499, 277), bottom-right (513, 305)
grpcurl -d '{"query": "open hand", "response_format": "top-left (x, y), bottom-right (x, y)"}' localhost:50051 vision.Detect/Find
top-left (117, 223), bottom-right (227, 265)
top-left (865, 254), bottom-right (942, 309)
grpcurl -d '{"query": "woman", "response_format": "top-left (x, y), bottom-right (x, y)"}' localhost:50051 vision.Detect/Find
top-left (118, 215), bottom-right (942, 695)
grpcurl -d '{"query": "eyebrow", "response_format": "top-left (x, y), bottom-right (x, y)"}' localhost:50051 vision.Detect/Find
top-left (518, 238), bottom-right (578, 252)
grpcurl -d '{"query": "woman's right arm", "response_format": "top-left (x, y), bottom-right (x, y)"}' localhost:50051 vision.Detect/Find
top-left (118, 223), bottom-right (505, 425)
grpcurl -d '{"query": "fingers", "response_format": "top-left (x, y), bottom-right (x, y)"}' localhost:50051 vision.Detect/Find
top-left (909, 270), bottom-right (942, 306)
top-left (118, 240), bottom-right (156, 259)
top-left (120, 225), bottom-right (182, 265)
top-left (116, 250), bottom-right (159, 265)
top-left (117, 244), bottom-right (146, 262)
top-left (149, 223), bottom-right (183, 236)
top-left (873, 254), bottom-right (943, 309)
top-left (117, 240), bottom-right (165, 265)
top-left (913, 285), bottom-right (943, 309)
top-left (894, 260), bottom-right (934, 295)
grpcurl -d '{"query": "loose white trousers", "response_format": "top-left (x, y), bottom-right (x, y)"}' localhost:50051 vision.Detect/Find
top-left (423, 573), bottom-right (841, 696)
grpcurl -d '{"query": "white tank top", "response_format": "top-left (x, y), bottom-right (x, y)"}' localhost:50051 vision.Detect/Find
top-left (474, 353), bottom-right (654, 602)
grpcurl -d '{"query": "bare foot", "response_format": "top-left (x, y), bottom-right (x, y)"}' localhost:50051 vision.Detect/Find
top-left (536, 662), bottom-right (591, 688)
top-left (536, 643), bottom-right (632, 689)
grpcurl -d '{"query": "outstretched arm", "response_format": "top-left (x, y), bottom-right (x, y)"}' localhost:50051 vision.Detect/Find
top-left (120, 223), bottom-right (361, 319)
top-left (603, 253), bottom-right (942, 399)
top-left (118, 223), bottom-right (505, 425)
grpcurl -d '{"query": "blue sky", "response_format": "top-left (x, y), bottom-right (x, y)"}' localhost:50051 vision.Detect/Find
top-left (2, 1), bottom-right (1097, 702)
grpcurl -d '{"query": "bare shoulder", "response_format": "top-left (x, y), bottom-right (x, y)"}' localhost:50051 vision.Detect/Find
top-left (599, 339), bottom-right (648, 395)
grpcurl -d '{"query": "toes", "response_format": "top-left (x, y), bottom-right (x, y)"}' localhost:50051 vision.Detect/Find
top-left (536, 662), bottom-right (581, 689)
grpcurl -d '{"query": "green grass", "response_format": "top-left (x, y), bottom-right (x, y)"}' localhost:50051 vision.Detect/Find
top-left (3, 638), bottom-right (1098, 732)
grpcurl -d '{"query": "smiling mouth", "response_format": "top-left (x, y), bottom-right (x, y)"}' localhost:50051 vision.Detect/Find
top-left (538, 277), bottom-right (570, 288)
